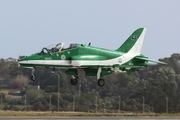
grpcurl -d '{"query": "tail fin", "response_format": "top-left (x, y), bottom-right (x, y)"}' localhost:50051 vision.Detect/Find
top-left (116, 28), bottom-right (147, 54)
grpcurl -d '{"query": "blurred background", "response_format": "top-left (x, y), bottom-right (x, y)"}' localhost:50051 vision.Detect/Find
top-left (0, 0), bottom-right (180, 113)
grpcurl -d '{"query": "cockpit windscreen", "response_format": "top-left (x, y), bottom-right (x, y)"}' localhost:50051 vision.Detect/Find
top-left (37, 43), bottom-right (78, 55)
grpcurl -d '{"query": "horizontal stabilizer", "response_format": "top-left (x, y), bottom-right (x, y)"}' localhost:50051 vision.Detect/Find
top-left (135, 56), bottom-right (167, 65)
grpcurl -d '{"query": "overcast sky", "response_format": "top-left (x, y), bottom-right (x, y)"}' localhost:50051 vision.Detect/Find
top-left (0, 0), bottom-right (180, 60)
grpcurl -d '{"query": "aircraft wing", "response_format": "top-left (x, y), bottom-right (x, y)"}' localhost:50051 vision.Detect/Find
top-left (135, 56), bottom-right (167, 65)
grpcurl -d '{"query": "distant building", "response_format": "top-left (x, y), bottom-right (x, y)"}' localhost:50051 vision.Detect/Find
top-left (0, 78), bottom-right (11, 85)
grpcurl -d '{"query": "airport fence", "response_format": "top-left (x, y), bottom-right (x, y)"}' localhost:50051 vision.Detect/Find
top-left (0, 92), bottom-right (169, 113)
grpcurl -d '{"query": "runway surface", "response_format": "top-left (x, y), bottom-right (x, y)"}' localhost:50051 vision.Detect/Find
top-left (0, 116), bottom-right (180, 120)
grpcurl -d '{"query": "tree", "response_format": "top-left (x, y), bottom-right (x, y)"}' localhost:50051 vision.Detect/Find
top-left (25, 89), bottom-right (44, 104)
top-left (9, 75), bottom-right (29, 89)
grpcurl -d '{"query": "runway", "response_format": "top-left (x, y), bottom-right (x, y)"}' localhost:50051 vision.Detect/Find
top-left (0, 116), bottom-right (180, 120)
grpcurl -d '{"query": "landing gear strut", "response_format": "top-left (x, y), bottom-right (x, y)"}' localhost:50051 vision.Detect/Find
top-left (31, 74), bottom-right (36, 81)
top-left (98, 79), bottom-right (105, 87)
top-left (31, 68), bottom-right (36, 81)
top-left (97, 68), bottom-right (105, 87)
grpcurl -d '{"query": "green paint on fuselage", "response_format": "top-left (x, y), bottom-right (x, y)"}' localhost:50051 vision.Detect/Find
top-left (19, 44), bottom-right (124, 62)
top-left (77, 44), bottom-right (124, 60)
top-left (19, 44), bottom-right (149, 69)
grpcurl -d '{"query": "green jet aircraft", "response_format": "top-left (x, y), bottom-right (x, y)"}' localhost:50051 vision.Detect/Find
top-left (18, 28), bottom-right (166, 87)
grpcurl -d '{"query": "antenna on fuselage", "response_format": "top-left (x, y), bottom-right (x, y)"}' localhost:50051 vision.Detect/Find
top-left (88, 42), bottom-right (91, 46)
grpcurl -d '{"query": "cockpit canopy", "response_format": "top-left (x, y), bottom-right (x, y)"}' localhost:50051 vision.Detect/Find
top-left (38, 42), bottom-right (78, 55)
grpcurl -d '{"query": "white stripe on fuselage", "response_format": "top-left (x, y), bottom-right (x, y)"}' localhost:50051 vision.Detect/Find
top-left (19, 60), bottom-right (70, 66)
top-left (19, 28), bottom-right (146, 67)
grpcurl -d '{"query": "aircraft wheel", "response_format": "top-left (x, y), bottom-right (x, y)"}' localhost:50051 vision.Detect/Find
top-left (71, 78), bottom-right (78, 85)
top-left (31, 74), bottom-right (36, 81)
top-left (98, 79), bottom-right (105, 87)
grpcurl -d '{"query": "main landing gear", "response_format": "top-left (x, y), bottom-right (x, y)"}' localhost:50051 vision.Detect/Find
top-left (97, 68), bottom-right (105, 87)
top-left (70, 76), bottom-right (78, 85)
top-left (70, 77), bottom-right (105, 87)
top-left (71, 78), bottom-right (105, 87)
top-left (70, 68), bottom-right (105, 87)
top-left (71, 78), bottom-right (78, 85)
top-left (98, 79), bottom-right (105, 87)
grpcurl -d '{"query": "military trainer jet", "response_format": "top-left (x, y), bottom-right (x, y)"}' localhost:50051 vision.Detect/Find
top-left (18, 28), bottom-right (166, 87)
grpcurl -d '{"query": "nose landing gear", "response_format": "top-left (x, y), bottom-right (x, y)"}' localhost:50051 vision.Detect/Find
top-left (31, 67), bottom-right (36, 81)
top-left (31, 74), bottom-right (36, 81)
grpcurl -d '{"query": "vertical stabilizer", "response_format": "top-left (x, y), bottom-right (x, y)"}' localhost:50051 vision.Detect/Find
top-left (116, 28), bottom-right (147, 54)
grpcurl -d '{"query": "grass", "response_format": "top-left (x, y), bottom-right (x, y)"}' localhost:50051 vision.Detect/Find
top-left (0, 111), bottom-right (180, 117)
